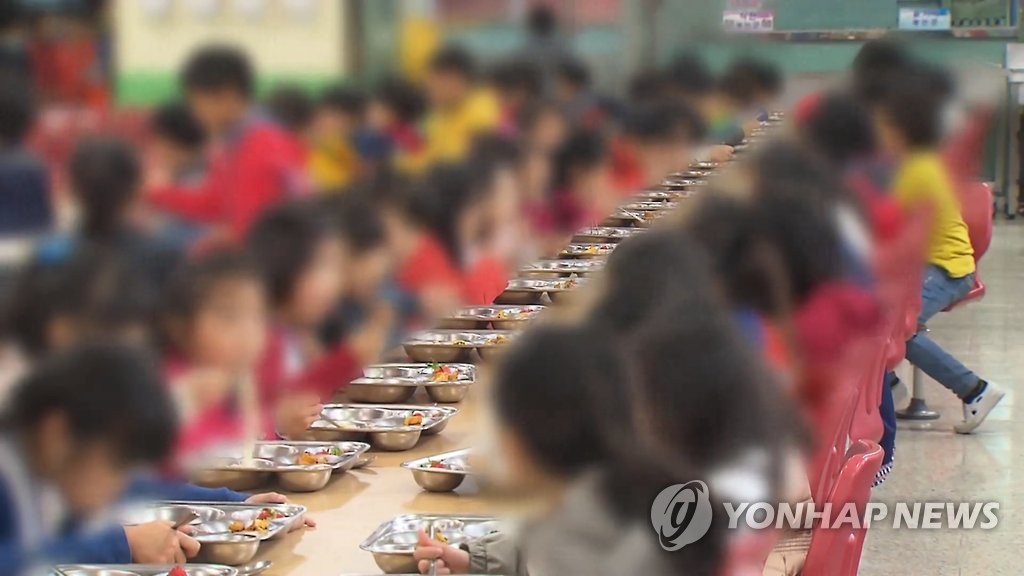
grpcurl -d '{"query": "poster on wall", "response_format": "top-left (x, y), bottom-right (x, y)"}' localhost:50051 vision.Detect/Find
top-left (723, 9), bottom-right (775, 32)
top-left (898, 7), bottom-right (952, 31)
top-left (949, 0), bottom-right (1013, 28)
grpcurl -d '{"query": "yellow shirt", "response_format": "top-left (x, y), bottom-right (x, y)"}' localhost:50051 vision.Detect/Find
top-left (308, 136), bottom-right (358, 191)
top-left (419, 89), bottom-right (501, 168)
top-left (892, 152), bottom-right (975, 278)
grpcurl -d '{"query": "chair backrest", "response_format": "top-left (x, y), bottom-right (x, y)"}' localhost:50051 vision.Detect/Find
top-left (803, 440), bottom-right (885, 576)
top-left (809, 383), bottom-right (859, 506)
top-left (958, 181), bottom-right (993, 262)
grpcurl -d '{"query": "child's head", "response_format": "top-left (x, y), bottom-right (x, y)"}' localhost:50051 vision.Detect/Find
top-left (0, 70), bottom-right (34, 148)
top-left (802, 91), bottom-right (877, 168)
top-left (314, 85), bottom-right (366, 140)
top-left (411, 161), bottom-right (495, 265)
top-left (665, 53), bottom-right (715, 115)
top-left (622, 101), bottom-right (706, 183)
top-left (525, 4), bottom-right (559, 38)
top-left (875, 69), bottom-right (947, 156)
top-left (149, 101), bottom-right (206, 173)
top-left (368, 77), bottom-right (426, 131)
top-left (181, 44), bottom-right (255, 136)
top-left (3, 248), bottom-right (156, 357)
top-left (554, 57), bottom-right (590, 104)
top-left (3, 344), bottom-right (177, 515)
top-left (722, 57), bottom-right (782, 111)
top-left (68, 135), bottom-right (142, 240)
top-left (247, 201), bottom-right (345, 328)
top-left (519, 99), bottom-right (568, 154)
top-left (489, 324), bottom-right (633, 487)
top-left (315, 190), bottom-right (391, 300)
top-left (425, 45), bottom-right (477, 110)
top-left (490, 59), bottom-right (542, 115)
top-left (162, 250), bottom-right (267, 371)
top-left (627, 68), bottom-right (671, 108)
top-left (265, 84), bottom-right (315, 137)
top-left (852, 39), bottom-right (911, 105)
top-left (552, 128), bottom-right (612, 201)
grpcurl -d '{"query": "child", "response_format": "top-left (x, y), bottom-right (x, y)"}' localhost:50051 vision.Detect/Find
top-left (149, 101), bottom-right (206, 186)
top-left (516, 101), bottom-right (568, 208)
top-left (366, 77), bottom-right (426, 172)
top-left (65, 136), bottom-right (182, 288)
top-left (720, 57), bottom-right (783, 121)
top-left (413, 325), bottom-right (725, 576)
top-left (0, 344), bottom-right (199, 570)
top-left (553, 57), bottom-right (606, 128)
top-left (308, 85), bottom-right (367, 190)
top-left (489, 59), bottom-right (542, 137)
top-left (248, 202), bottom-right (383, 417)
top-left (611, 101), bottom-right (706, 193)
top-left (876, 70), bottom-right (1004, 433)
top-left (148, 45), bottom-right (309, 240)
top-left (0, 70), bottom-right (52, 237)
top-left (419, 46), bottom-right (501, 167)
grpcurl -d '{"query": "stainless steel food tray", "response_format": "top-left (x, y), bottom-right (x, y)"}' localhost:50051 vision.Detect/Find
top-left (439, 305), bottom-right (546, 330)
top-left (572, 226), bottom-right (641, 242)
top-left (401, 449), bottom-right (473, 492)
top-left (54, 565), bottom-right (238, 576)
top-left (401, 330), bottom-right (517, 363)
top-left (307, 404), bottom-right (459, 450)
top-left (349, 363), bottom-right (477, 403)
top-left (147, 501), bottom-right (305, 541)
top-left (360, 514), bottom-right (501, 574)
top-left (518, 259), bottom-right (604, 277)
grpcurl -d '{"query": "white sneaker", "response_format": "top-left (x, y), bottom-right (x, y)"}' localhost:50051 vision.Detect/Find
top-left (954, 382), bottom-right (1006, 434)
top-left (890, 378), bottom-right (910, 408)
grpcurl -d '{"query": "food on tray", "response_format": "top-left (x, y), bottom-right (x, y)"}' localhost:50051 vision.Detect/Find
top-left (168, 567), bottom-right (187, 576)
top-left (258, 507), bottom-right (288, 520)
top-left (486, 335), bottom-right (510, 345)
top-left (404, 413), bottom-right (424, 426)
top-left (421, 460), bottom-right (465, 471)
top-left (228, 508), bottom-right (285, 532)
top-left (434, 530), bottom-right (448, 544)
top-left (494, 309), bottom-right (515, 319)
top-left (430, 363), bottom-right (460, 382)
top-left (582, 245), bottom-right (601, 254)
top-left (555, 278), bottom-right (578, 290)
top-left (453, 339), bottom-right (472, 346)
top-left (297, 452), bottom-right (330, 465)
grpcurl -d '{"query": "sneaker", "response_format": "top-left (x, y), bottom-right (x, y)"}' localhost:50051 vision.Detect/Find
top-left (954, 381), bottom-right (1006, 434)
top-left (890, 377), bottom-right (910, 408)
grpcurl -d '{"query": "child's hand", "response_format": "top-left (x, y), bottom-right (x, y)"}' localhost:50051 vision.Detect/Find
top-left (414, 528), bottom-right (470, 574)
top-left (125, 521), bottom-right (200, 564)
top-left (245, 492), bottom-right (288, 504)
top-left (274, 392), bottom-right (323, 439)
top-left (707, 145), bottom-right (735, 163)
top-left (349, 304), bottom-right (395, 365)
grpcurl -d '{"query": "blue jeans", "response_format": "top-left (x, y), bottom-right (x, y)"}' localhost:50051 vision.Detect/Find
top-left (900, 265), bottom-right (979, 399)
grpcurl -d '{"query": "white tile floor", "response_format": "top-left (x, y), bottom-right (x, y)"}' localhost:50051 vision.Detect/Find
top-left (860, 222), bottom-right (1022, 575)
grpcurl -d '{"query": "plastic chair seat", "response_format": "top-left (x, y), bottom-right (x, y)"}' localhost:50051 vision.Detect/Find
top-left (942, 278), bottom-right (985, 312)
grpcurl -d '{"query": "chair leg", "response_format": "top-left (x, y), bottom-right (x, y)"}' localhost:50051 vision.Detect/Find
top-left (897, 366), bottom-right (941, 420)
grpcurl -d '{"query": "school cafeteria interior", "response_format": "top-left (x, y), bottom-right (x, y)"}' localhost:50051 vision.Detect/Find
top-left (0, 0), bottom-right (1022, 575)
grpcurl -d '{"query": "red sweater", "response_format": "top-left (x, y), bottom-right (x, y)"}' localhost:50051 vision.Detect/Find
top-left (396, 233), bottom-right (461, 294)
top-left (149, 118), bottom-right (309, 239)
top-left (461, 256), bottom-right (509, 305)
top-left (256, 327), bottom-right (361, 407)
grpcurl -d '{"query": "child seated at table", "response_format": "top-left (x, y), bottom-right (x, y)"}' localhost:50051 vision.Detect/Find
top-left (413, 325), bottom-right (726, 576)
top-left (0, 344), bottom-right (199, 571)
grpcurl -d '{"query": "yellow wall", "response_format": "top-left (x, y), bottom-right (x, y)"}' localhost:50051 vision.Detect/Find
top-left (112, 0), bottom-right (348, 104)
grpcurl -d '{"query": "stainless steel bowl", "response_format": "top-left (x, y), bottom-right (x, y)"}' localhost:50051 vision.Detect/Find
top-left (402, 344), bottom-right (472, 363)
top-left (346, 382), bottom-right (418, 403)
top-left (301, 427), bottom-right (367, 442)
top-left (191, 459), bottom-right (275, 492)
top-left (422, 419), bottom-right (448, 436)
top-left (122, 504), bottom-right (200, 527)
top-left (58, 570), bottom-right (141, 576)
top-left (276, 465), bottom-right (333, 492)
top-left (194, 533), bottom-right (260, 566)
top-left (410, 468), bottom-right (466, 492)
top-left (493, 289), bottom-right (544, 305)
top-left (424, 383), bottom-right (469, 403)
top-left (371, 552), bottom-right (419, 574)
top-left (370, 429), bottom-right (422, 451)
top-left (435, 317), bottom-right (488, 330)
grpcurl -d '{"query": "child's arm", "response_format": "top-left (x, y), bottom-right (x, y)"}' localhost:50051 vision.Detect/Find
top-left (123, 474), bottom-right (248, 503)
top-left (0, 526), bottom-right (132, 575)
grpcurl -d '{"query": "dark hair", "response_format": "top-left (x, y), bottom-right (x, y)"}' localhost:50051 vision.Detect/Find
top-left (265, 84), bottom-right (314, 133)
top-left (624, 101), bottom-right (707, 144)
top-left (312, 190), bottom-right (387, 255)
top-left (374, 77), bottom-right (426, 124)
top-left (470, 133), bottom-right (522, 170)
top-left (803, 92), bottom-right (877, 167)
top-left (150, 101), bottom-right (206, 149)
top-left (627, 69), bottom-right (670, 107)
top-left (411, 161), bottom-right (494, 263)
top-left (879, 69), bottom-right (945, 149)
top-left (526, 4), bottom-right (558, 36)
top-left (591, 230), bottom-right (721, 337)
top-left (2, 343), bottom-right (177, 465)
top-left (246, 201), bottom-right (338, 306)
top-left (666, 53), bottom-right (715, 98)
top-left (490, 59), bottom-right (542, 102)
top-left (551, 128), bottom-right (607, 190)
top-left (724, 57), bottom-right (782, 99)
top-left (0, 70), bottom-right (34, 145)
top-left (319, 85), bottom-right (367, 118)
top-left (429, 45), bottom-right (477, 80)
top-left (517, 98), bottom-right (566, 138)
top-left (162, 249), bottom-right (261, 338)
top-left (2, 248), bottom-right (156, 357)
top-left (181, 44), bottom-right (255, 98)
top-left (718, 65), bottom-right (758, 108)
top-left (555, 57), bottom-right (590, 91)
top-left (68, 136), bottom-right (142, 240)
top-left (852, 39), bottom-right (910, 104)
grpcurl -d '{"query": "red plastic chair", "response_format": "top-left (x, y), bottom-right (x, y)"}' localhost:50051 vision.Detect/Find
top-left (900, 182), bottom-right (992, 419)
top-left (803, 440), bottom-right (885, 576)
top-left (808, 383), bottom-right (859, 506)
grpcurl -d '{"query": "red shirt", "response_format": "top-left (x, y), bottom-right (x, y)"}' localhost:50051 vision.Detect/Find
top-left (461, 256), bottom-right (509, 305)
top-left (610, 139), bottom-right (647, 195)
top-left (257, 327), bottom-right (360, 406)
top-left (396, 233), bottom-right (461, 294)
top-left (149, 118), bottom-right (309, 239)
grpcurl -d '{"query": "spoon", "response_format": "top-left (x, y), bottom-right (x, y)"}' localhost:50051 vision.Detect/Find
top-left (427, 522), bottom-right (439, 576)
top-left (237, 560), bottom-right (272, 576)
